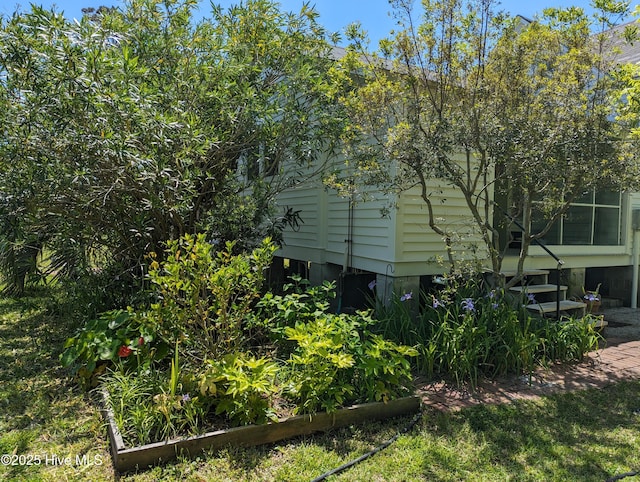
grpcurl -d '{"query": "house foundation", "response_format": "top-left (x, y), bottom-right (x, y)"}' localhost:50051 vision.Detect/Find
top-left (375, 274), bottom-right (420, 310)
top-left (567, 267), bottom-right (586, 300)
top-left (309, 262), bottom-right (342, 287)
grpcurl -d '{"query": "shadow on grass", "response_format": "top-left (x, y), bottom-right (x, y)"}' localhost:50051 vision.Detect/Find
top-left (418, 382), bottom-right (640, 481)
top-left (0, 288), bottom-right (111, 481)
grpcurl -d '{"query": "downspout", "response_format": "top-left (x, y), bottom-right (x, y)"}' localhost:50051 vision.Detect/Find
top-left (632, 230), bottom-right (639, 309)
top-left (338, 196), bottom-right (355, 313)
top-left (342, 196), bottom-right (354, 273)
top-left (632, 209), bottom-right (640, 308)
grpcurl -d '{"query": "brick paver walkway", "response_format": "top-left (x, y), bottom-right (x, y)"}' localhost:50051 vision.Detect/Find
top-left (416, 337), bottom-right (640, 411)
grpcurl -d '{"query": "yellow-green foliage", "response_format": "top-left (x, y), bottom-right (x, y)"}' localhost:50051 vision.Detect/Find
top-left (146, 234), bottom-right (277, 360)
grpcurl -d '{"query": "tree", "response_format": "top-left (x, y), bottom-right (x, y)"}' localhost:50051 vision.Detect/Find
top-left (613, 6), bottom-right (640, 139)
top-left (0, 0), bottom-right (346, 294)
top-left (339, 0), bottom-right (639, 286)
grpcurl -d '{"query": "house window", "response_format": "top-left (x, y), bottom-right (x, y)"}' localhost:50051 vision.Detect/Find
top-left (263, 148), bottom-right (279, 177)
top-left (245, 150), bottom-right (261, 181)
top-left (244, 144), bottom-right (279, 181)
top-left (530, 189), bottom-right (622, 246)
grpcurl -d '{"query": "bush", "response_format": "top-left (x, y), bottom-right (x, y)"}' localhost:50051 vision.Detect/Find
top-left (60, 309), bottom-right (168, 386)
top-left (198, 353), bottom-right (280, 425)
top-left (61, 233), bottom-right (277, 382)
top-left (254, 274), bottom-right (416, 413)
top-left (146, 234), bottom-right (277, 361)
top-left (283, 316), bottom-right (357, 414)
top-left (281, 309), bottom-right (416, 414)
top-left (250, 274), bottom-right (337, 344)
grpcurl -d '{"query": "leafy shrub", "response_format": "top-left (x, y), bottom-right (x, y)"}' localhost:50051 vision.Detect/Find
top-left (250, 274), bottom-right (337, 343)
top-left (283, 316), bottom-right (357, 414)
top-left (62, 234), bottom-right (277, 382)
top-left (198, 353), bottom-right (280, 425)
top-left (354, 333), bottom-right (418, 403)
top-left (283, 311), bottom-right (416, 414)
top-left (146, 234), bottom-right (277, 360)
top-left (60, 309), bottom-right (167, 386)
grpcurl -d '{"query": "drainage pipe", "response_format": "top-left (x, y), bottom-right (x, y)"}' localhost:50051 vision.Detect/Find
top-left (339, 197), bottom-right (355, 313)
top-left (310, 411), bottom-right (423, 482)
top-left (632, 229), bottom-right (639, 309)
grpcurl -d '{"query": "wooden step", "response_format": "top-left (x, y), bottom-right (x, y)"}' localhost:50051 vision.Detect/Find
top-left (509, 284), bottom-right (567, 294)
top-left (525, 300), bottom-right (586, 314)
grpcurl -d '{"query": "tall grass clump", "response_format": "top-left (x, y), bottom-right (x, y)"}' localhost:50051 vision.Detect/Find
top-left (373, 274), bottom-right (602, 387)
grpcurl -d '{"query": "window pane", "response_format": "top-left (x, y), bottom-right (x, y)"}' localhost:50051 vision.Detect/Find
top-left (594, 207), bottom-right (620, 245)
top-left (263, 147), bottom-right (279, 177)
top-left (562, 206), bottom-right (592, 245)
top-left (532, 191), bottom-right (545, 203)
top-left (573, 189), bottom-right (594, 204)
top-left (531, 211), bottom-right (560, 245)
top-left (595, 189), bottom-right (620, 206)
top-left (246, 151), bottom-right (260, 180)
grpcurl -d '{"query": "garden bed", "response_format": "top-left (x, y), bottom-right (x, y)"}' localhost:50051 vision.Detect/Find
top-left (102, 391), bottom-right (421, 473)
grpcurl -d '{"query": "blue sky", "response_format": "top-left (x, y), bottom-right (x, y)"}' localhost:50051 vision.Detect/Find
top-left (3, 0), bottom-right (637, 46)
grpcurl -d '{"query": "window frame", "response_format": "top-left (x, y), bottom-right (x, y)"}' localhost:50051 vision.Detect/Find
top-left (530, 188), bottom-right (622, 246)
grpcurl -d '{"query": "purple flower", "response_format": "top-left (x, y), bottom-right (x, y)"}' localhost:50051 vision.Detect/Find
top-left (182, 393), bottom-right (191, 402)
top-left (368, 279), bottom-right (377, 291)
top-left (527, 293), bottom-right (536, 304)
top-left (584, 293), bottom-right (599, 302)
top-left (432, 298), bottom-right (445, 309)
top-left (461, 298), bottom-right (475, 312)
top-left (485, 291), bottom-right (499, 308)
top-left (400, 292), bottom-right (413, 302)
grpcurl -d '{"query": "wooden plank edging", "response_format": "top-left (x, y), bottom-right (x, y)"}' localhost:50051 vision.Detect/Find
top-left (100, 392), bottom-right (421, 473)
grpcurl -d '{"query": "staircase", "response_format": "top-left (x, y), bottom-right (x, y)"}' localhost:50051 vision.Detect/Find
top-left (502, 270), bottom-right (587, 317)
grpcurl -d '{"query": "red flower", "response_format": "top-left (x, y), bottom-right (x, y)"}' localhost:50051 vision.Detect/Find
top-left (137, 337), bottom-right (144, 346)
top-left (118, 345), bottom-right (133, 357)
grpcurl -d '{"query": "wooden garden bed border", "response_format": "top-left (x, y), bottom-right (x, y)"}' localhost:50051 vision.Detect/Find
top-left (101, 392), bottom-right (421, 473)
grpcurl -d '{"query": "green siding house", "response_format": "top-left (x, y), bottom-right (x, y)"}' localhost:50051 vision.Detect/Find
top-left (273, 25), bottom-right (640, 308)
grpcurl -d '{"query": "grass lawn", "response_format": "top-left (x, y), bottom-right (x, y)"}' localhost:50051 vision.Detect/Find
top-left (1, 289), bottom-right (639, 481)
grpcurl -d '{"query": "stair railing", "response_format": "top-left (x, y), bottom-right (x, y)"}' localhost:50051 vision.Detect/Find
top-left (494, 204), bottom-right (565, 319)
